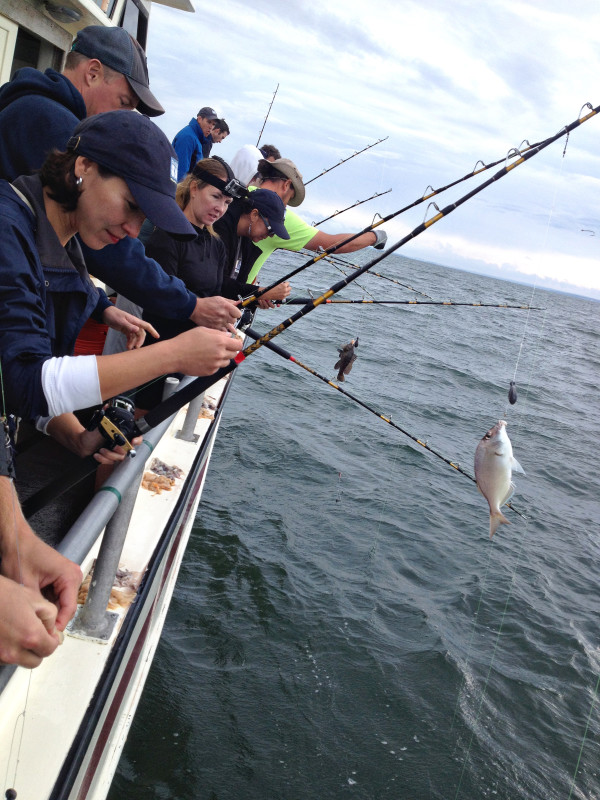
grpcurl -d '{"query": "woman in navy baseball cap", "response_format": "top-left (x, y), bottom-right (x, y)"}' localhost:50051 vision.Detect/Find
top-left (0, 109), bottom-right (240, 435)
top-left (54, 109), bottom-right (196, 241)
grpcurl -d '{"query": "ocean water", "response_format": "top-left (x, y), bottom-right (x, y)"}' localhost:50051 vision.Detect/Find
top-left (109, 251), bottom-right (600, 800)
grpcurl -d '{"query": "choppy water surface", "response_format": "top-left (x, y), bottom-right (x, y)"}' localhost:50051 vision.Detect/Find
top-left (109, 252), bottom-right (600, 800)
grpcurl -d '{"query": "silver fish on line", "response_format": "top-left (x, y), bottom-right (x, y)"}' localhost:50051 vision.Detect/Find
top-left (474, 419), bottom-right (525, 538)
top-left (334, 337), bottom-right (358, 382)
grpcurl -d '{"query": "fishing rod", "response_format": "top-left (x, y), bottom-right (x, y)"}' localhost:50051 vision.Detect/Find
top-left (256, 83), bottom-right (279, 148)
top-left (242, 326), bottom-right (525, 518)
top-left (320, 256), bottom-right (377, 299)
top-left (136, 102), bottom-right (599, 437)
top-left (369, 270), bottom-right (433, 299)
top-left (312, 252), bottom-right (434, 299)
top-left (305, 136), bottom-right (389, 185)
top-left (278, 298), bottom-right (545, 310)
top-left (241, 132), bottom-right (553, 308)
top-left (312, 188), bottom-right (392, 226)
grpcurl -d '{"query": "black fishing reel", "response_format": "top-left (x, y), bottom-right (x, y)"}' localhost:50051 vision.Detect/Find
top-left (87, 396), bottom-right (137, 457)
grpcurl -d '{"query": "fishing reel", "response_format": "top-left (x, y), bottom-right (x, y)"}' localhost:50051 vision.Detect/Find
top-left (87, 396), bottom-right (137, 457)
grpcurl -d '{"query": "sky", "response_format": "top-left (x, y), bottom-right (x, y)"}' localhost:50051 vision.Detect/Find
top-left (147, 0), bottom-right (600, 299)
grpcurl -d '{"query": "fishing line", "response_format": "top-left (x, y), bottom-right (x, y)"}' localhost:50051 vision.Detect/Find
top-left (455, 120), bottom-right (577, 798)
top-left (453, 518), bottom-right (531, 800)
top-left (3, 671), bottom-right (32, 797)
top-left (449, 540), bottom-right (497, 735)
top-left (567, 671), bottom-right (600, 799)
top-left (503, 128), bottom-right (569, 424)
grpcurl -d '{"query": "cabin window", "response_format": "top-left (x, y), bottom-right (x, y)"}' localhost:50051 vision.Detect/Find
top-left (11, 28), bottom-right (61, 77)
top-left (119, 0), bottom-right (148, 49)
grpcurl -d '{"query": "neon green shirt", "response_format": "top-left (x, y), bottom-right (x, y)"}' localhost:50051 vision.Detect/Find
top-left (247, 187), bottom-right (318, 282)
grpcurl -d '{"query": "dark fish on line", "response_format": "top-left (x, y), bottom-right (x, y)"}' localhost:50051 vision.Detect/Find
top-left (508, 380), bottom-right (517, 404)
top-left (334, 337), bottom-right (358, 382)
top-left (474, 419), bottom-right (525, 538)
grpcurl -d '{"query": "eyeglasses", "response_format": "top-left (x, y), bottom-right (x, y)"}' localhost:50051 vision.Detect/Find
top-left (258, 211), bottom-right (274, 236)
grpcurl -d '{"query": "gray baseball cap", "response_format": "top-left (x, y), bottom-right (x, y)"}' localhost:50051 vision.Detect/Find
top-left (71, 26), bottom-right (164, 117)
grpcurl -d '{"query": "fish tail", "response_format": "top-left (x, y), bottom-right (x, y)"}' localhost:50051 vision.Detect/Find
top-left (489, 511), bottom-right (510, 538)
top-left (337, 373), bottom-right (345, 382)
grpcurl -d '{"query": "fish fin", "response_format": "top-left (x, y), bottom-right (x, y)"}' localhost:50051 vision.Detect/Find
top-left (511, 457), bottom-right (525, 475)
top-left (334, 359), bottom-right (342, 370)
top-left (489, 510), bottom-right (510, 538)
top-left (500, 481), bottom-right (515, 508)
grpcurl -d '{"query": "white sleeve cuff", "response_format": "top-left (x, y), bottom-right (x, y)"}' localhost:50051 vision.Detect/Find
top-left (41, 355), bottom-right (102, 416)
top-left (34, 415), bottom-right (53, 435)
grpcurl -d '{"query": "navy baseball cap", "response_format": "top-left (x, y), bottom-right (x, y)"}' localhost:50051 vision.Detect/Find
top-left (71, 26), bottom-right (164, 117)
top-left (67, 110), bottom-right (196, 240)
top-left (249, 189), bottom-right (290, 240)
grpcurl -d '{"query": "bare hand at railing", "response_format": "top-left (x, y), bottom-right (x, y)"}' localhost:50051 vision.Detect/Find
top-left (256, 281), bottom-right (291, 309)
top-left (103, 305), bottom-right (159, 349)
top-left (172, 325), bottom-right (243, 374)
top-left (0, 576), bottom-right (62, 667)
top-left (190, 296), bottom-right (242, 330)
top-left (0, 484), bottom-right (82, 633)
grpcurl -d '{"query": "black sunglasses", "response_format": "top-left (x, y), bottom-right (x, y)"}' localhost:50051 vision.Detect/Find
top-left (258, 211), bottom-right (274, 236)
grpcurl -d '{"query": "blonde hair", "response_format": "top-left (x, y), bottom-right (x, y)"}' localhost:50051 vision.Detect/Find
top-left (176, 158), bottom-right (229, 236)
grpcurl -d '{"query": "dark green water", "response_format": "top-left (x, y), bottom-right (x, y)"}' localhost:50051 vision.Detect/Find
top-left (109, 252), bottom-right (600, 799)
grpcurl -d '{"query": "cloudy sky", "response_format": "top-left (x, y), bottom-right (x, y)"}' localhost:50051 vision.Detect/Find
top-left (147, 0), bottom-right (600, 299)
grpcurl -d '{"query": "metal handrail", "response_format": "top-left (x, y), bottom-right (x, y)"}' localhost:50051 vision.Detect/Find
top-left (0, 377), bottom-right (197, 693)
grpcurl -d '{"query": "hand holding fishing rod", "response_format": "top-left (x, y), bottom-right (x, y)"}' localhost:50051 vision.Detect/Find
top-left (136, 100), bottom-right (600, 436)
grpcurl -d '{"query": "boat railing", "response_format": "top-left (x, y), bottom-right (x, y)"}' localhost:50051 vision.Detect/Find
top-left (0, 377), bottom-right (201, 694)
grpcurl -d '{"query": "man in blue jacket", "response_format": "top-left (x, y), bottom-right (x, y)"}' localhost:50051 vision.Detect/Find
top-left (172, 106), bottom-right (219, 179)
top-left (0, 27), bottom-right (239, 331)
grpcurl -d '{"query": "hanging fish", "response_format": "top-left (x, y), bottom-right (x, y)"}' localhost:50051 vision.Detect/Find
top-left (508, 380), bottom-right (517, 405)
top-left (474, 419), bottom-right (525, 538)
top-left (334, 337), bottom-right (358, 382)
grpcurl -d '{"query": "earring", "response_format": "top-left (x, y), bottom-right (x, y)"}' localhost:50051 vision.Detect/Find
top-left (76, 176), bottom-right (83, 186)
top-left (248, 222), bottom-right (252, 236)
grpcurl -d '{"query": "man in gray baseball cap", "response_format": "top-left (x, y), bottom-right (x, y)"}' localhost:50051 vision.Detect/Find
top-left (70, 25), bottom-right (164, 116)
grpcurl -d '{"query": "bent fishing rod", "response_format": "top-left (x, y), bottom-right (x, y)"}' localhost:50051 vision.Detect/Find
top-left (136, 101), bottom-right (599, 437)
top-left (256, 83), bottom-right (279, 148)
top-left (241, 327), bottom-right (526, 518)
top-left (312, 188), bottom-right (392, 226)
top-left (278, 298), bottom-right (545, 310)
top-left (240, 129), bottom-right (562, 309)
top-left (305, 136), bottom-right (389, 185)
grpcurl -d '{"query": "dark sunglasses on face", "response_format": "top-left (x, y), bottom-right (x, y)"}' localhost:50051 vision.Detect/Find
top-left (258, 211), bottom-right (274, 236)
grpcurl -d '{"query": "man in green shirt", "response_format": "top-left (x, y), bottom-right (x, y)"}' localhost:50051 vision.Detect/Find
top-left (246, 157), bottom-right (387, 283)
